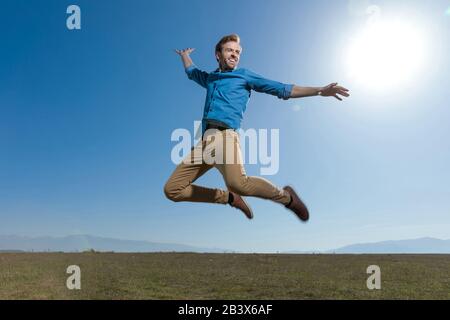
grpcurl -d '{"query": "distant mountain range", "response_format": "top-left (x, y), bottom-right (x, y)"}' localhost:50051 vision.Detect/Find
top-left (328, 237), bottom-right (450, 254)
top-left (0, 235), bottom-right (230, 253)
top-left (0, 235), bottom-right (449, 254)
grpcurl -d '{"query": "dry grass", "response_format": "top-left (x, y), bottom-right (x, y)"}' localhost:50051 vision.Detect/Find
top-left (0, 253), bottom-right (449, 300)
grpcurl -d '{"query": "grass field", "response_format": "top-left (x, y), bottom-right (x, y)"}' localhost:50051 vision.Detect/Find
top-left (0, 253), bottom-right (449, 299)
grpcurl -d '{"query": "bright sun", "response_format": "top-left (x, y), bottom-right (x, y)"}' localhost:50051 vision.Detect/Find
top-left (346, 19), bottom-right (427, 92)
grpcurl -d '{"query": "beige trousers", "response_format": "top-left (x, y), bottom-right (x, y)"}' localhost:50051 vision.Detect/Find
top-left (164, 128), bottom-right (291, 205)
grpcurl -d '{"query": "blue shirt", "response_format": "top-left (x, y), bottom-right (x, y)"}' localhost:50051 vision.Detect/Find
top-left (185, 65), bottom-right (294, 134)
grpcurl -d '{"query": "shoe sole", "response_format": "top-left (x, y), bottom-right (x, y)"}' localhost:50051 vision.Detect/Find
top-left (240, 197), bottom-right (254, 220)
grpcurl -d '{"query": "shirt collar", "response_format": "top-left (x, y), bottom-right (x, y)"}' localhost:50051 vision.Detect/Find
top-left (214, 67), bottom-right (236, 73)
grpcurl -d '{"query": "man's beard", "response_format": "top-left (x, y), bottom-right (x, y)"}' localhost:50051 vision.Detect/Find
top-left (221, 60), bottom-right (236, 71)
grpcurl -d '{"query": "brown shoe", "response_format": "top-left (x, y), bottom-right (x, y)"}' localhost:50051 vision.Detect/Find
top-left (283, 186), bottom-right (309, 222)
top-left (229, 192), bottom-right (253, 220)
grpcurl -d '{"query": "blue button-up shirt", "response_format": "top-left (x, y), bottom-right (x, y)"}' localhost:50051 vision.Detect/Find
top-left (185, 65), bottom-right (294, 134)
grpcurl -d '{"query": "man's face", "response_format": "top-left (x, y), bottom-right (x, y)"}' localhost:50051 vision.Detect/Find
top-left (216, 41), bottom-right (241, 71)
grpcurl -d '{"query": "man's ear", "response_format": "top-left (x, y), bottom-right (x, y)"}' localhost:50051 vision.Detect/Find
top-left (215, 51), bottom-right (221, 63)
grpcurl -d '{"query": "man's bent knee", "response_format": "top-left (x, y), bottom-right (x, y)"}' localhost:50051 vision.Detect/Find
top-left (163, 181), bottom-right (183, 202)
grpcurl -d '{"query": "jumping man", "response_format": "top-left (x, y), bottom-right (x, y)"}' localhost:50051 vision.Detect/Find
top-left (164, 34), bottom-right (350, 222)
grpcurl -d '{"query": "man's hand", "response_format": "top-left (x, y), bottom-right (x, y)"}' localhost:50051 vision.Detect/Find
top-left (174, 48), bottom-right (195, 56)
top-left (174, 48), bottom-right (195, 69)
top-left (319, 83), bottom-right (350, 101)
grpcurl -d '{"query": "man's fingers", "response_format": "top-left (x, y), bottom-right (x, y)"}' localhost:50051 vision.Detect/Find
top-left (338, 90), bottom-right (350, 97)
top-left (336, 86), bottom-right (349, 92)
top-left (322, 83), bottom-right (349, 100)
top-left (174, 48), bottom-right (196, 55)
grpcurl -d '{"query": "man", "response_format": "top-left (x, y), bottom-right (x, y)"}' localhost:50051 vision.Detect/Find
top-left (164, 34), bottom-right (349, 222)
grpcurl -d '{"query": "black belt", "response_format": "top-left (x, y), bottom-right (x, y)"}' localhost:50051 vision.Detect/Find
top-left (205, 123), bottom-right (232, 131)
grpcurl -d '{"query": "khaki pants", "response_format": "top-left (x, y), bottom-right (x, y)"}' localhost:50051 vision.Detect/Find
top-left (164, 128), bottom-right (291, 206)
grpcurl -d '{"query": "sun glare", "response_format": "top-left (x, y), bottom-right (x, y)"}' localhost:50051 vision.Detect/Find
top-left (346, 19), bottom-right (428, 92)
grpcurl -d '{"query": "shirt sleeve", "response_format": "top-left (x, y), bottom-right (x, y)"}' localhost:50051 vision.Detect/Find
top-left (244, 69), bottom-right (293, 100)
top-left (185, 64), bottom-right (209, 89)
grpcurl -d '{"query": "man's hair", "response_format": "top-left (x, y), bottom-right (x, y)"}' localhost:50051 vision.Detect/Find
top-left (215, 34), bottom-right (241, 62)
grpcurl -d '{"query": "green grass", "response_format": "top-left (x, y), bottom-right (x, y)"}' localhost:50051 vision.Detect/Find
top-left (0, 253), bottom-right (449, 299)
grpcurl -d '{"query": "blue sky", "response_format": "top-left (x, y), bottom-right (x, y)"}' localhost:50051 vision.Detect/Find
top-left (1, 0), bottom-right (449, 252)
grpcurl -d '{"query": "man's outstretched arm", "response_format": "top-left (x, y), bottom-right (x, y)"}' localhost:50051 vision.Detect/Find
top-left (174, 48), bottom-right (195, 69)
top-left (290, 83), bottom-right (350, 101)
top-left (174, 47), bottom-right (208, 88)
top-left (245, 70), bottom-right (350, 101)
